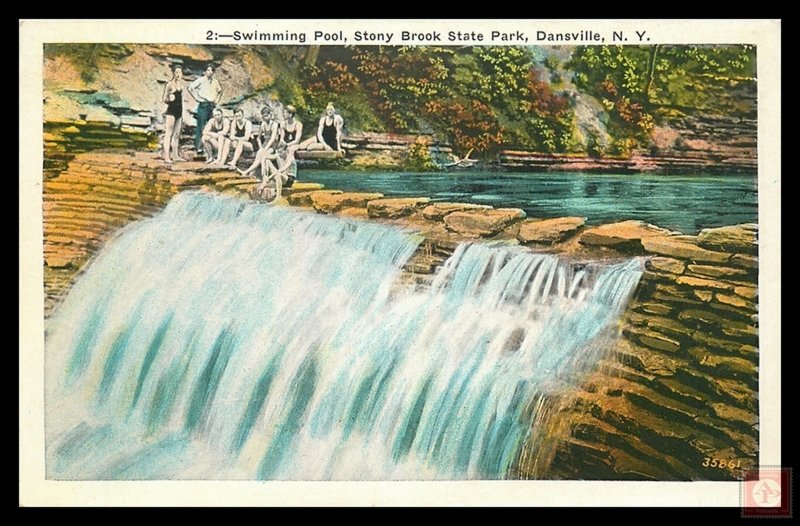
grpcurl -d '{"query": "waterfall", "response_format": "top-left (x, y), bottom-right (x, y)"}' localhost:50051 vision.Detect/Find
top-left (45, 191), bottom-right (642, 480)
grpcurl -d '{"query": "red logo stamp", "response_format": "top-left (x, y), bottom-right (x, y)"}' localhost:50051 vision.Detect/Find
top-left (742, 467), bottom-right (793, 518)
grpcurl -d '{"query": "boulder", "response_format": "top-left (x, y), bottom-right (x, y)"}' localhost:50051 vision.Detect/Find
top-left (697, 224), bottom-right (758, 254)
top-left (311, 192), bottom-right (384, 214)
top-left (733, 286), bottom-right (758, 300)
top-left (422, 202), bottom-right (493, 221)
top-left (687, 348), bottom-right (757, 378)
top-left (693, 290), bottom-right (714, 302)
top-left (675, 276), bottom-right (735, 291)
top-left (367, 197), bottom-right (430, 219)
top-left (287, 190), bottom-right (342, 207)
top-left (623, 326), bottom-right (681, 353)
top-left (686, 264), bottom-right (749, 279)
top-left (710, 403), bottom-right (759, 427)
top-left (290, 182), bottom-right (325, 192)
top-left (729, 254), bottom-right (758, 269)
top-left (579, 220), bottom-right (672, 252)
top-left (443, 208), bottom-right (526, 237)
top-left (646, 257), bottom-right (686, 275)
top-left (45, 256), bottom-right (75, 269)
top-left (634, 302), bottom-right (673, 316)
top-left (517, 217), bottom-right (585, 245)
top-left (716, 293), bottom-right (756, 311)
top-left (295, 150), bottom-right (345, 160)
top-left (641, 237), bottom-right (731, 264)
top-left (338, 207), bottom-right (369, 219)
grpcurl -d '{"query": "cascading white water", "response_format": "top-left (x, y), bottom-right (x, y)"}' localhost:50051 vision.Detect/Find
top-left (45, 191), bottom-right (642, 480)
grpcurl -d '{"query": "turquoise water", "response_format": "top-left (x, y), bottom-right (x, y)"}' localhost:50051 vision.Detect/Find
top-left (302, 170), bottom-right (758, 234)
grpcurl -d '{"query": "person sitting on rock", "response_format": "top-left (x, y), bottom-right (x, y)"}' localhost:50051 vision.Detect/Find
top-left (280, 105), bottom-right (303, 154)
top-left (256, 144), bottom-right (297, 202)
top-left (201, 107), bottom-right (230, 164)
top-left (218, 108), bottom-right (253, 169)
top-left (297, 102), bottom-right (344, 153)
top-left (237, 106), bottom-right (280, 179)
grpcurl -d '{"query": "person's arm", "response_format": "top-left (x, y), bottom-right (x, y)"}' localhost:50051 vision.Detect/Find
top-left (162, 82), bottom-right (173, 104)
top-left (202, 118), bottom-right (216, 136)
top-left (274, 153), bottom-right (295, 176)
top-left (187, 77), bottom-right (203, 102)
top-left (245, 120), bottom-right (253, 142)
top-left (317, 116), bottom-right (326, 145)
top-left (263, 122), bottom-right (278, 151)
top-left (220, 118), bottom-right (230, 137)
top-left (288, 121), bottom-right (303, 147)
top-left (335, 115), bottom-right (344, 152)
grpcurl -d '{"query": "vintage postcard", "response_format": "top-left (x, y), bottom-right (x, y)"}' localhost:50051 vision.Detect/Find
top-left (20, 19), bottom-right (781, 507)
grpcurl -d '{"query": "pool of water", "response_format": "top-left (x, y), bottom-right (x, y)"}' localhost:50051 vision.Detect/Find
top-left (302, 170), bottom-right (758, 234)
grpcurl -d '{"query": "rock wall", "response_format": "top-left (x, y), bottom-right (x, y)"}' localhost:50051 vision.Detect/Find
top-left (514, 224), bottom-right (758, 481)
top-left (41, 150), bottom-right (759, 481)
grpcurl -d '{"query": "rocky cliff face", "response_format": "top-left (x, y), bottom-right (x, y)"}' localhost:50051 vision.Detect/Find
top-left (42, 150), bottom-right (759, 480)
top-left (514, 224), bottom-right (758, 481)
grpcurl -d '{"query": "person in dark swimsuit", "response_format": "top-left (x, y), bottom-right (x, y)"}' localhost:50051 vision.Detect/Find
top-left (298, 102), bottom-right (344, 153)
top-left (281, 104), bottom-right (303, 155)
top-left (201, 107), bottom-right (230, 164)
top-left (238, 106), bottom-right (280, 179)
top-left (218, 108), bottom-right (253, 169)
top-left (161, 65), bottom-right (186, 163)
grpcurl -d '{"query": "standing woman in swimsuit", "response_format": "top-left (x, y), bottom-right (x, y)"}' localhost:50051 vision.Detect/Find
top-left (162, 65), bottom-right (186, 163)
top-left (298, 102), bottom-right (344, 153)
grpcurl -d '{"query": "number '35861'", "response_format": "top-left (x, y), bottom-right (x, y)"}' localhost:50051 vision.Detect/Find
top-left (703, 458), bottom-right (742, 469)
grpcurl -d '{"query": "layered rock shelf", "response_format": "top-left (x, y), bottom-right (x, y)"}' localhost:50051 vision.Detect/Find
top-left (41, 149), bottom-right (759, 481)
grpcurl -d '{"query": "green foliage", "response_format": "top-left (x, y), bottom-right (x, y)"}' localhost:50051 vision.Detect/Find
top-left (404, 137), bottom-right (439, 171)
top-left (568, 44), bottom-right (756, 151)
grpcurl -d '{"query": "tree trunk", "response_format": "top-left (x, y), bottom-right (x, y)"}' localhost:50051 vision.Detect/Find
top-left (645, 45), bottom-right (660, 106)
top-left (305, 45), bottom-right (320, 67)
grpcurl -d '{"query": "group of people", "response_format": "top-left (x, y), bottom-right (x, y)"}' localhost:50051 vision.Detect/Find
top-left (161, 63), bottom-right (346, 201)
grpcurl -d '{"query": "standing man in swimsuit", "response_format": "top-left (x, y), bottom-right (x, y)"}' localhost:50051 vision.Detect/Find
top-left (162, 65), bottom-right (186, 164)
top-left (201, 107), bottom-right (230, 164)
top-left (218, 108), bottom-right (254, 169)
top-left (298, 102), bottom-right (344, 153)
top-left (188, 64), bottom-right (222, 159)
top-left (237, 106), bottom-right (280, 179)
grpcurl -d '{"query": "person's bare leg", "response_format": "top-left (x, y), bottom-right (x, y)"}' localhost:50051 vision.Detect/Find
top-left (202, 135), bottom-right (216, 163)
top-left (240, 148), bottom-right (268, 177)
top-left (297, 136), bottom-right (315, 150)
top-left (228, 141), bottom-right (251, 168)
top-left (171, 117), bottom-right (183, 161)
top-left (306, 141), bottom-right (327, 151)
top-left (275, 173), bottom-right (284, 200)
top-left (163, 115), bottom-right (175, 162)
top-left (218, 138), bottom-right (232, 165)
top-left (215, 137), bottom-right (229, 164)
top-left (258, 160), bottom-right (277, 190)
